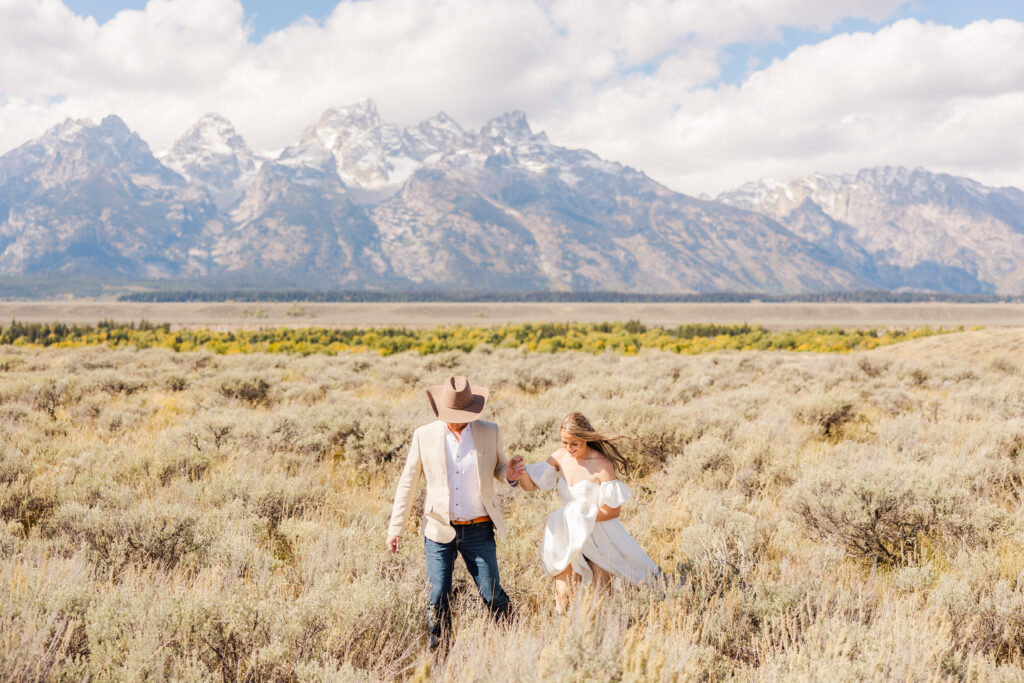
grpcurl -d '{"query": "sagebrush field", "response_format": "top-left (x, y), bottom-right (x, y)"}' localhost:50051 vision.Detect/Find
top-left (2, 328), bottom-right (1024, 680)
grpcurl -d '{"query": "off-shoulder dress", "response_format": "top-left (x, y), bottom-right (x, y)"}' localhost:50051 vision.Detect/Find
top-left (525, 461), bottom-right (660, 586)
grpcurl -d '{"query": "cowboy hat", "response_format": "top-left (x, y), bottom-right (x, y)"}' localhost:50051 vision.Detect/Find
top-left (426, 376), bottom-right (489, 422)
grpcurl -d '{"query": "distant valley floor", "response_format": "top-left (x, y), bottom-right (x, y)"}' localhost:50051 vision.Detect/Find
top-left (2, 301), bottom-right (1024, 330)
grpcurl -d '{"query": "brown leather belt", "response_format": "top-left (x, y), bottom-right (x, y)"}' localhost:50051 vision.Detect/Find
top-left (451, 515), bottom-right (491, 526)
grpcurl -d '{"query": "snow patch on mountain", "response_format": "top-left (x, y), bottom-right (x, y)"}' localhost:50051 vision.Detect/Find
top-left (162, 113), bottom-right (263, 208)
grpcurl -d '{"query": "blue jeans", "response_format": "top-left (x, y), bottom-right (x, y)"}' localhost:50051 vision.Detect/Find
top-left (424, 522), bottom-right (511, 644)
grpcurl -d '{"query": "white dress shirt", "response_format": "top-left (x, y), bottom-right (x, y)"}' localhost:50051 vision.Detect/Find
top-left (444, 422), bottom-right (488, 522)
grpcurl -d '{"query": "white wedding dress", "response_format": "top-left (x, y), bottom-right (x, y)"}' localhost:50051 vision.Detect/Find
top-left (525, 462), bottom-right (660, 586)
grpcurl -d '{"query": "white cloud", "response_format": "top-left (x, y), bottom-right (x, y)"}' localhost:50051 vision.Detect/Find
top-left (548, 18), bottom-right (1024, 194)
top-left (3, 1), bottom-right (1023, 195)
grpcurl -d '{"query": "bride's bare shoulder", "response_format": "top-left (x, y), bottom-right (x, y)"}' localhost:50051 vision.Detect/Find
top-left (592, 457), bottom-right (617, 483)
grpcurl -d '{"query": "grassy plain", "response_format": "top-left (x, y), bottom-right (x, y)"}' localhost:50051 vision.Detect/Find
top-left (1, 327), bottom-right (1024, 680)
top-left (2, 300), bottom-right (1024, 330)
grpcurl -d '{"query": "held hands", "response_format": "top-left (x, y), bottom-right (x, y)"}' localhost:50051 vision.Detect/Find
top-left (507, 454), bottom-right (525, 482)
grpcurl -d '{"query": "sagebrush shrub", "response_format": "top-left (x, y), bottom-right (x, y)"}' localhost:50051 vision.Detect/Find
top-left (614, 407), bottom-right (692, 476)
top-left (932, 551), bottom-right (1024, 663)
top-left (0, 520), bottom-right (20, 556)
top-left (0, 452), bottom-right (57, 534)
top-left (218, 374), bottom-right (273, 406)
top-left (793, 393), bottom-right (859, 439)
top-left (31, 380), bottom-right (66, 419)
top-left (54, 502), bottom-right (208, 573)
top-left (0, 448), bottom-right (31, 485)
top-left (791, 465), bottom-right (983, 566)
top-left (538, 595), bottom-right (626, 680)
top-left (858, 356), bottom-right (889, 378)
top-left (157, 451), bottom-right (211, 485)
top-left (210, 470), bottom-right (326, 535)
top-left (163, 373), bottom-right (189, 391)
top-left (681, 494), bottom-right (772, 589)
top-left (501, 410), bottom-right (559, 459)
top-left (325, 404), bottom-right (415, 465)
top-left (987, 356), bottom-right (1019, 376)
top-left (86, 371), bottom-right (148, 396)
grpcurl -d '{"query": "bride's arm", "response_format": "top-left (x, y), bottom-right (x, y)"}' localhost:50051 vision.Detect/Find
top-left (519, 455), bottom-right (559, 492)
top-left (594, 463), bottom-right (623, 521)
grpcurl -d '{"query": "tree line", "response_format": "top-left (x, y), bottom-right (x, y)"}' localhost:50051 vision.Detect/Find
top-left (0, 320), bottom-right (947, 355)
top-left (115, 289), bottom-right (1023, 303)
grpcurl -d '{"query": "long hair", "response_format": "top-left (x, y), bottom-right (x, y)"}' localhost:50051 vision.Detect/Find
top-left (560, 412), bottom-right (631, 477)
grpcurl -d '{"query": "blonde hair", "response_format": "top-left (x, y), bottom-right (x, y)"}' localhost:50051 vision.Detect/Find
top-left (560, 412), bottom-right (630, 477)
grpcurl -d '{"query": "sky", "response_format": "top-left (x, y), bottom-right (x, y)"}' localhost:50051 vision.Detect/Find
top-left (2, 0), bottom-right (1024, 196)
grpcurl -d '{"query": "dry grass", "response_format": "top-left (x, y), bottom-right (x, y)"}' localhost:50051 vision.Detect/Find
top-left (1, 329), bottom-right (1024, 680)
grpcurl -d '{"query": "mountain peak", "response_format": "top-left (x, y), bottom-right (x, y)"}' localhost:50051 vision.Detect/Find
top-left (343, 98), bottom-right (380, 116)
top-left (301, 101), bottom-right (411, 189)
top-left (31, 114), bottom-right (163, 178)
top-left (316, 99), bottom-right (385, 135)
top-left (163, 113), bottom-right (260, 208)
top-left (420, 111), bottom-right (462, 133)
top-left (45, 115), bottom-right (133, 145)
top-left (481, 111), bottom-right (534, 142)
top-left (187, 113), bottom-right (240, 139)
top-left (0, 113), bottom-right (209, 280)
top-left (196, 112), bottom-right (233, 126)
top-left (402, 111), bottom-right (468, 161)
top-left (99, 114), bottom-right (131, 132)
top-left (48, 117), bottom-right (92, 142)
top-left (169, 113), bottom-right (249, 157)
top-left (307, 100), bottom-right (392, 152)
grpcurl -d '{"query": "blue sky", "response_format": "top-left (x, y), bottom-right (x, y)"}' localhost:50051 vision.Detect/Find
top-left (6, 1), bottom-right (1024, 194)
top-left (63, 0), bottom-right (342, 40)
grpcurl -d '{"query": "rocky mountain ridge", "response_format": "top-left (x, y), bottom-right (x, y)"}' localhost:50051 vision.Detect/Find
top-left (161, 113), bottom-right (263, 210)
top-left (0, 101), bottom-right (1020, 294)
top-left (0, 115), bottom-right (216, 279)
top-left (717, 167), bottom-right (1024, 293)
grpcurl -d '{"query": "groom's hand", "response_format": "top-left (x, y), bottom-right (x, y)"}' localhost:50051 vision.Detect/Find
top-left (507, 455), bottom-right (525, 481)
top-left (386, 534), bottom-right (401, 553)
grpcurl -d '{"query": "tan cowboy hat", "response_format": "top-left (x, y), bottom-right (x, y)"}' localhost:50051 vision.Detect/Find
top-left (426, 376), bottom-right (489, 422)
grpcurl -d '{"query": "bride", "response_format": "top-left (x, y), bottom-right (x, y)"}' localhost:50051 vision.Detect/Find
top-left (515, 412), bottom-right (660, 612)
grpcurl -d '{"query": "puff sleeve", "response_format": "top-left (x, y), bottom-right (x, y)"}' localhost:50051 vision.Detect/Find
top-left (598, 480), bottom-right (632, 508)
top-left (525, 462), bottom-right (559, 491)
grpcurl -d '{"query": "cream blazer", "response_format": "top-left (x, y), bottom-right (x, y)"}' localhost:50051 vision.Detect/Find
top-left (388, 420), bottom-right (508, 544)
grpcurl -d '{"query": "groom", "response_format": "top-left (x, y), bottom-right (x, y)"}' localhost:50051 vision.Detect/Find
top-left (386, 375), bottom-right (525, 648)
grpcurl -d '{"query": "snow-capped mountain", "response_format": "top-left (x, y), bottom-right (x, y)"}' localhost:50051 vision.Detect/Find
top-left (216, 136), bottom-right (392, 286)
top-left (402, 112), bottom-right (467, 161)
top-left (294, 100), bottom-right (478, 205)
top-left (718, 167), bottom-right (1024, 293)
top-left (298, 99), bottom-right (462, 194)
top-left (1, 103), bottom-right (1022, 294)
top-left (0, 115), bottom-right (216, 279)
top-left (162, 113), bottom-right (263, 209)
top-left (480, 110), bottom-right (537, 146)
top-left (370, 111), bottom-right (861, 292)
